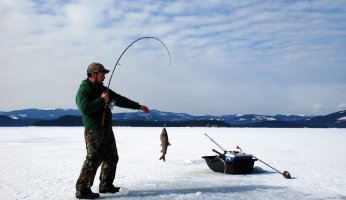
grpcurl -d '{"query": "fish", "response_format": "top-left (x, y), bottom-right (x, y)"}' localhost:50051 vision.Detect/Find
top-left (159, 127), bottom-right (171, 162)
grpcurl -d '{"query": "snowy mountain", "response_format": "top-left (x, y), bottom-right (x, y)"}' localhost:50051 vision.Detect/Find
top-left (305, 110), bottom-right (346, 128)
top-left (1, 109), bottom-right (345, 127)
top-left (0, 108), bottom-right (80, 120)
top-left (112, 110), bottom-right (313, 124)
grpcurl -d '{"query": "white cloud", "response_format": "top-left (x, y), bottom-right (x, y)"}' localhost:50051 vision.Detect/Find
top-left (314, 104), bottom-right (326, 110)
top-left (338, 103), bottom-right (346, 110)
top-left (1, 0), bottom-right (346, 115)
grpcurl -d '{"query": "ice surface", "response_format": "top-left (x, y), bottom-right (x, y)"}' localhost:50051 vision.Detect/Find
top-left (0, 127), bottom-right (345, 199)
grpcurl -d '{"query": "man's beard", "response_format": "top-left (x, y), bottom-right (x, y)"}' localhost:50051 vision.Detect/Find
top-left (96, 80), bottom-right (104, 85)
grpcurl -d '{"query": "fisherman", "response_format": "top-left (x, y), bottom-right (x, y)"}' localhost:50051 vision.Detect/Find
top-left (75, 63), bottom-right (149, 199)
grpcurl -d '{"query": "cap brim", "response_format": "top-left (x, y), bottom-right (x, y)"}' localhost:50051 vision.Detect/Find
top-left (104, 69), bottom-right (110, 74)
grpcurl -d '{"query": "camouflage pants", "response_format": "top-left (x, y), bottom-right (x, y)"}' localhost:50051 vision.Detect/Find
top-left (76, 127), bottom-right (119, 191)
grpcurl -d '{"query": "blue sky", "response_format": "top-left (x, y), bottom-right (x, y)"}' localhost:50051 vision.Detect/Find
top-left (1, 0), bottom-right (345, 115)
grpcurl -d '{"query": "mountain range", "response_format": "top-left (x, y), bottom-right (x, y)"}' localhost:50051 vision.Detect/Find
top-left (0, 108), bottom-right (345, 128)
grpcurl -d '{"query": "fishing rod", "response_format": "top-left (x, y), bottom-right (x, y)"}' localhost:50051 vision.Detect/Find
top-left (204, 133), bottom-right (226, 152)
top-left (106, 36), bottom-right (172, 92)
top-left (236, 146), bottom-right (292, 179)
top-left (101, 36), bottom-right (172, 126)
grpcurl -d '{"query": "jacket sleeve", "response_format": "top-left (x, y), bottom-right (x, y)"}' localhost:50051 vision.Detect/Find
top-left (76, 87), bottom-right (106, 115)
top-left (108, 89), bottom-right (141, 110)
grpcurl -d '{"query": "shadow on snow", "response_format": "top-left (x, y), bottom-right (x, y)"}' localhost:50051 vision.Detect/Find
top-left (100, 185), bottom-right (285, 199)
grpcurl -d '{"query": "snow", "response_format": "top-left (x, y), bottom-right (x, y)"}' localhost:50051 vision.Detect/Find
top-left (337, 117), bottom-right (346, 122)
top-left (266, 117), bottom-right (276, 121)
top-left (19, 114), bottom-right (28, 118)
top-left (10, 115), bottom-right (19, 119)
top-left (0, 127), bottom-right (345, 200)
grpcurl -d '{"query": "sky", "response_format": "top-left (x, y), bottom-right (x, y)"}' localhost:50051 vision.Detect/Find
top-left (1, 0), bottom-right (346, 116)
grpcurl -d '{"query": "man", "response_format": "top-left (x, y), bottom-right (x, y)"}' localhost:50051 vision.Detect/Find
top-left (75, 62), bottom-right (149, 199)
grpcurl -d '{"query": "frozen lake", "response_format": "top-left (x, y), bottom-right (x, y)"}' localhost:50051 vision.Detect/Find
top-left (0, 127), bottom-right (345, 199)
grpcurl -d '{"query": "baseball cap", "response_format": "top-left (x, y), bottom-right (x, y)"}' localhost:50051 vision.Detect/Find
top-left (87, 63), bottom-right (110, 74)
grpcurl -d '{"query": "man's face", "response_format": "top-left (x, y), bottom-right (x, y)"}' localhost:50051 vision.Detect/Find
top-left (94, 72), bottom-right (106, 84)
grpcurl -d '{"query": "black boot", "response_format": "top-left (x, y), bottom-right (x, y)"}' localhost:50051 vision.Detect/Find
top-left (99, 185), bottom-right (120, 193)
top-left (75, 188), bottom-right (100, 199)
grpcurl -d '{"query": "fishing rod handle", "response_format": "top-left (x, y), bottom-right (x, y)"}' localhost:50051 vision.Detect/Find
top-left (212, 149), bottom-right (223, 156)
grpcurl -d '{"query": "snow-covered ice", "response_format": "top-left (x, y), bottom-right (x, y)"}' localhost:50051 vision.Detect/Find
top-left (0, 127), bottom-right (345, 200)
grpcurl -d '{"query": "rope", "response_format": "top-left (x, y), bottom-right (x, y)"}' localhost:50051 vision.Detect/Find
top-left (218, 156), bottom-right (227, 174)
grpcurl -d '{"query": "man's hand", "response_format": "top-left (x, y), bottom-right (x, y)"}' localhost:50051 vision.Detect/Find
top-left (101, 92), bottom-right (109, 103)
top-left (140, 105), bottom-right (149, 113)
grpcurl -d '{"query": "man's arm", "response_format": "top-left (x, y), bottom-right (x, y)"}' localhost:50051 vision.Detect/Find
top-left (108, 89), bottom-right (149, 112)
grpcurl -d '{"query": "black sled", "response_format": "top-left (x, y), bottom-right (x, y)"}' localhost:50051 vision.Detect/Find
top-left (203, 133), bottom-right (257, 174)
top-left (202, 150), bottom-right (257, 174)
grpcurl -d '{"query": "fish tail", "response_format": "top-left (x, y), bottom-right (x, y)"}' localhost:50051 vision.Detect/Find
top-left (159, 155), bottom-right (166, 162)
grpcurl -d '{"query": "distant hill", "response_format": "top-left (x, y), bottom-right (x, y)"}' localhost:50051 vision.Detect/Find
top-left (304, 110), bottom-right (346, 128)
top-left (0, 108), bottom-right (80, 120)
top-left (111, 110), bottom-right (314, 124)
top-left (0, 115), bottom-right (37, 126)
top-left (1, 109), bottom-right (345, 128)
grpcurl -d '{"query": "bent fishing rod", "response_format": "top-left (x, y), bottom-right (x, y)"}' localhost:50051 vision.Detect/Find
top-left (107, 36), bottom-right (171, 92)
top-left (102, 36), bottom-right (172, 126)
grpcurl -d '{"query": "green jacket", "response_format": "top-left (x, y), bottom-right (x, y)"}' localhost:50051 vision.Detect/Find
top-left (76, 79), bottom-right (141, 129)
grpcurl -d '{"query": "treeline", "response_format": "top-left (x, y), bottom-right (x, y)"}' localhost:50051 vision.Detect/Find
top-left (31, 115), bottom-right (346, 128)
top-left (32, 116), bottom-right (230, 127)
top-left (2, 112), bottom-right (345, 128)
